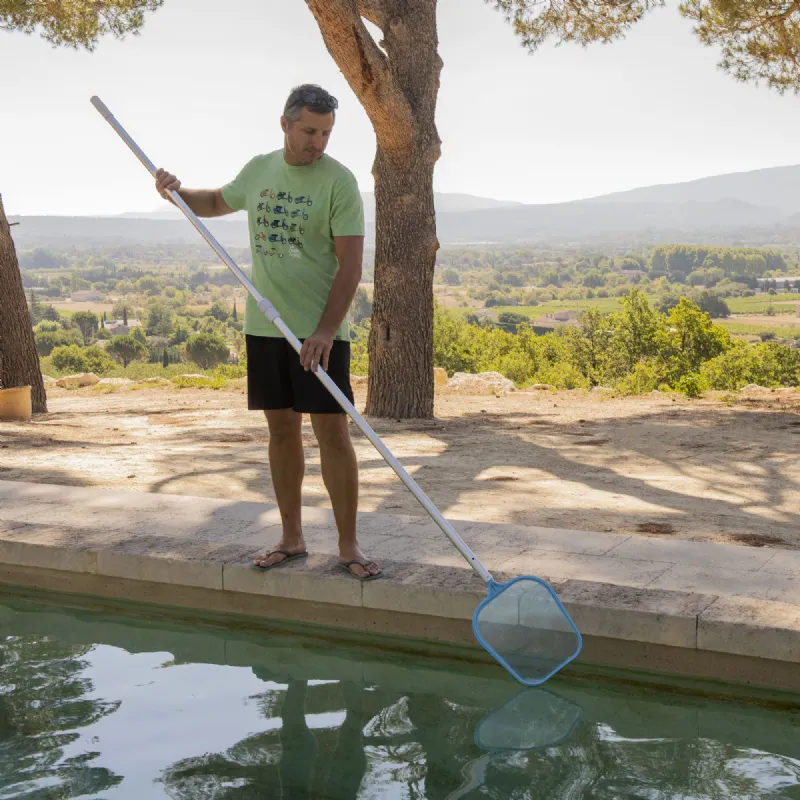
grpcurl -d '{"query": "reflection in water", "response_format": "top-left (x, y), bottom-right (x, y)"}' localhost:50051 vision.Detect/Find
top-left (0, 636), bottom-right (122, 797)
top-left (0, 595), bottom-right (799, 799)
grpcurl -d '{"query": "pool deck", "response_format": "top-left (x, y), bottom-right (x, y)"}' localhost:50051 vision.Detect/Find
top-left (1, 478), bottom-right (799, 691)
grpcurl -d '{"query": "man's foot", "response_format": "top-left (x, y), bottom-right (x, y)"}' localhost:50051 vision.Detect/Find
top-left (338, 548), bottom-right (382, 581)
top-left (253, 544), bottom-right (307, 570)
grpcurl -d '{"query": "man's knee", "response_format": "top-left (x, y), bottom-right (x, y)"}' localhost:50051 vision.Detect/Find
top-left (311, 414), bottom-right (352, 452)
top-left (266, 409), bottom-right (301, 445)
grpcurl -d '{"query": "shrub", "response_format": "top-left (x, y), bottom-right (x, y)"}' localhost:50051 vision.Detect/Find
top-left (496, 351), bottom-right (535, 386)
top-left (534, 362), bottom-right (589, 390)
top-left (50, 344), bottom-right (88, 374)
top-left (615, 361), bottom-right (661, 395)
top-left (676, 373), bottom-right (707, 398)
top-left (35, 328), bottom-right (83, 356)
top-left (184, 333), bottom-right (230, 369)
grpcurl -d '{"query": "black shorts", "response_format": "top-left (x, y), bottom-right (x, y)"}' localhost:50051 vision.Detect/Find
top-left (245, 334), bottom-right (354, 414)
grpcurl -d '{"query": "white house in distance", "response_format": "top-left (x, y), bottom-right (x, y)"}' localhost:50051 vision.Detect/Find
top-left (756, 276), bottom-right (800, 292)
top-left (104, 319), bottom-right (142, 336)
top-left (70, 290), bottom-right (105, 302)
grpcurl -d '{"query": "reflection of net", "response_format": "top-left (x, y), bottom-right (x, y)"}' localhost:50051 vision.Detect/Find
top-left (475, 689), bottom-right (582, 751)
top-left (474, 580), bottom-right (580, 685)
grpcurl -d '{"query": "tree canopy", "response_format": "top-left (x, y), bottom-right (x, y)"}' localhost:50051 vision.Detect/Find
top-left (0, 0), bottom-right (162, 49)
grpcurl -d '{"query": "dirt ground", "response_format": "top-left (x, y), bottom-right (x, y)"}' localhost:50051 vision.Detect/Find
top-left (1, 383), bottom-right (799, 548)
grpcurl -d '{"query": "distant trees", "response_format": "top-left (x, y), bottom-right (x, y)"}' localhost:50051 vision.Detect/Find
top-left (72, 311), bottom-right (99, 345)
top-left (349, 287), bottom-right (373, 327)
top-left (35, 327), bottom-right (83, 356)
top-left (650, 245), bottom-right (787, 281)
top-left (442, 268), bottom-right (461, 286)
top-left (146, 303), bottom-right (175, 337)
top-left (697, 291), bottom-right (730, 319)
top-left (106, 335), bottom-right (148, 368)
top-left (184, 333), bottom-right (229, 369)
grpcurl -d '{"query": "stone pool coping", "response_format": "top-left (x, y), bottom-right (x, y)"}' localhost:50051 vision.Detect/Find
top-left (1, 479), bottom-right (799, 691)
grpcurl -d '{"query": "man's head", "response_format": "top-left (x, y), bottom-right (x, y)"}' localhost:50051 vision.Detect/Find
top-left (281, 84), bottom-right (338, 166)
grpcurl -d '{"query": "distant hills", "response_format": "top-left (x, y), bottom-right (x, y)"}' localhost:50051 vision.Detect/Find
top-left (115, 192), bottom-right (522, 222)
top-left (580, 164), bottom-right (800, 215)
top-left (10, 166), bottom-right (800, 250)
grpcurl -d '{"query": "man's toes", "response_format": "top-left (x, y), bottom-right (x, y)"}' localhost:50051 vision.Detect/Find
top-left (255, 553), bottom-right (281, 567)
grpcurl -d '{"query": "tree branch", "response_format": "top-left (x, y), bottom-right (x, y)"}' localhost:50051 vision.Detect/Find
top-left (357, 0), bottom-right (385, 27)
top-left (304, 0), bottom-right (413, 157)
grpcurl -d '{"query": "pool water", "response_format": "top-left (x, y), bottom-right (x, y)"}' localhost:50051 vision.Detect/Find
top-left (1, 592), bottom-right (799, 799)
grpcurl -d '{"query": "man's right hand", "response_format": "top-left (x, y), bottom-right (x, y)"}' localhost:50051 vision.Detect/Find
top-left (155, 168), bottom-right (181, 200)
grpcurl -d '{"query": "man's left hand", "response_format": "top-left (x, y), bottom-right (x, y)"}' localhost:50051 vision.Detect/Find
top-left (300, 327), bottom-right (335, 372)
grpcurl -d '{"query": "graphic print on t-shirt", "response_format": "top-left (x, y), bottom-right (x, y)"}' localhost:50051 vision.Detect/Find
top-left (253, 189), bottom-right (314, 260)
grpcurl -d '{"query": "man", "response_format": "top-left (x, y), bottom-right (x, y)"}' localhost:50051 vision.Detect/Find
top-left (155, 84), bottom-right (381, 581)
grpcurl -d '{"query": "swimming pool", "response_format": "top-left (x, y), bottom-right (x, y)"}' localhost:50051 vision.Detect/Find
top-left (1, 589), bottom-right (798, 799)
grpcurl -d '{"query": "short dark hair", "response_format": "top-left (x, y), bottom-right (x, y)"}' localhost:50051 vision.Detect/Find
top-left (283, 84), bottom-right (338, 123)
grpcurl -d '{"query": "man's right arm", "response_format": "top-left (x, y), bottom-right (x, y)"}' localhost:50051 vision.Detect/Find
top-left (154, 169), bottom-right (234, 218)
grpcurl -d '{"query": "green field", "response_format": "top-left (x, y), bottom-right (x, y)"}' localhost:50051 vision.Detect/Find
top-left (718, 320), bottom-right (800, 339)
top-left (725, 294), bottom-right (799, 314)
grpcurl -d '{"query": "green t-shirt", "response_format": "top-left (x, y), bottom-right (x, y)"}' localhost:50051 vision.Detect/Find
top-left (221, 150), bottom-right (364, 339)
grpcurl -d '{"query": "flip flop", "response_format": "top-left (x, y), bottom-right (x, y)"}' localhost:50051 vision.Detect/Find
top-left (338, 559), bottom-right (383, 582)
top-left (253, 549), bottom-right (308, 571)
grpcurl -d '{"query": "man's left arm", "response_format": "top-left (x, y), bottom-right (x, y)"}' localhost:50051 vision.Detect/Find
top-left (299, 176), bottom-right (365, 372)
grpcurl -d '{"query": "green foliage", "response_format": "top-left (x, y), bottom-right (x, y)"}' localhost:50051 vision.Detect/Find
top-left (533, 362), bottom-right (590, 390)
top-left (35, 320), bottom-right (60, 333)
top-left (697, 291), bottom-right (730, 318)
top-left (72, 311), bottom-right (99, 345)
top-left (349, 321), bottom-right (370, 376)
top-left (604, 288), bottom-right (664, 378)
top-left (172, 374), bottom-right (224, 390)
top-left (131, 326), bottom-right (147, 344)
top-left (146, 303), bottom-right (175, 337)
top-left (676, 373), bottom-right (708, 399)
top-left (18, 247), bottom-right (63, 270)
top-left (106, 335), bottom-right (148, 368)
top-left (701, 341), bottom-right (800, 390)
top-left (442, 268), bottom-right (461, 286)
top-left (82, 345), bottom-right (117, 375)
top-left (184, 333), bottom-right (229, 370)
top-left (50, 345), bottom-right (89, 374)
top-left (680, 0), bottom-right (800, 94)
top-left (42, 304), bottom-right (61, 322)
top-left (497, 311), bottom-right (529, 324)
top-left (35, 327), bottom-right (83, 356)
top-left (582, 269), bottom-right (605, 288)
top-left (492, 0), bottom-right (663, 51)
top-left (111, 302), bottom-right (134, 321)
top-left (650, 245), bottom-right (786, 280)
top-left (211, 363), bottom-right (247, 380)
top-left (349, 287), bottom-right (372, 326)
top-left (615, 360), bottom-right (662, 396)
top-left (1, 0), bottom-right (163, 50)
top-left (428, 291), bottom-right (799, 395)
top-left (208, 301), bottom-right (230, 322)
top-left (662, 297), bottom-right (730, 381)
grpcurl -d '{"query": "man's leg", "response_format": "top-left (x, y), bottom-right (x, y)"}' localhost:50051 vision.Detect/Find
top-left (253, 408), bottom-right (307, 568)
top-left (311, 413), bottom-right (380, 579)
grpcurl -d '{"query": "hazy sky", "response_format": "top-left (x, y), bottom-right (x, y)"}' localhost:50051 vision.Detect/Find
top-left (4, 0), bottom-right (800, 216)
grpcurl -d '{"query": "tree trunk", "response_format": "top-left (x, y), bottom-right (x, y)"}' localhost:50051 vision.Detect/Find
top-left (304, 0), bottom-right (442, 418)
top-left (367, 146), bottom-right (437, 418)
top-left (0, 194), bottom-right (47, 413)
